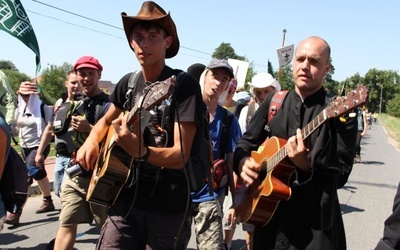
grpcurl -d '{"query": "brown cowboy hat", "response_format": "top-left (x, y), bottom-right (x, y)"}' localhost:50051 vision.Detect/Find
top-left (121, 1), bottom-right (179, 58)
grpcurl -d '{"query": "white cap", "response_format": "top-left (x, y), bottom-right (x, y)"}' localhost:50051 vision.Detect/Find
top-left (249, 73), bottom-right (281, 91)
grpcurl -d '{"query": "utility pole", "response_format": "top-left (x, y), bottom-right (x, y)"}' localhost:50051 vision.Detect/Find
top-left (378, 84), bottom-right (383, 114)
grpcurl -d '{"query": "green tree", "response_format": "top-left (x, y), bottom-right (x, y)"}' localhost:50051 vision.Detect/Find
top-left (387, 93), bottom-right (400, 117)
top-left (39, 62), bottom-right (72, 104)
top-left (276, 65), bottom-right (294, 90)
top-left (0, 60), bottom-right (18, 71)
top-left (212, 42), bottom-right (255, 88)
top-left (363, 69), bottom-right (398, 113)
top-left (268, 60), bottom-right (275, 78)
top-left (0, 60), bottom-right (31, 93)
top-left (212, 42), bottom-right (236, 60)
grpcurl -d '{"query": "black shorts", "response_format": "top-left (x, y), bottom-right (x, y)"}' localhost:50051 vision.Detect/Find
top-left (22, 145), bottom-right (50, 181)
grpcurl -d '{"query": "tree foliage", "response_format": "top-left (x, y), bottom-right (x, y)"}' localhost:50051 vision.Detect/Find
top-left (276, 65), bottom-right (294, 90)
top-left (4, 40), bottom-right (400, 117)
top-left (0, 60), bottom-right (72, 105)
top-left (39, 62), bottom-right (72, 104)
top-left (212, 42), bottom-right (255, 89)
top-left (268, 60), bottom-right (275, 78)
top-left (0, 60), bottom-right (31, 93)
top-left (387, 94), bottom-right (400, 117)
top-left (0, 60), bottom-right (18, 71)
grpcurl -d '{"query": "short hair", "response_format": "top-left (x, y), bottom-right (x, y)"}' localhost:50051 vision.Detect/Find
top-left (66, 70), bottom-right (75, 79)
top-left (130, 21), bottom-right (168, 38)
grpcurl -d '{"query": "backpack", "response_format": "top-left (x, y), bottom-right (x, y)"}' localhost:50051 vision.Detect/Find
top-left (73, 94), bottom-right (109, 147)
top-left (52, 101), bottom-right (77, 136)
top-left (0, 147), bottom-right (29, 213)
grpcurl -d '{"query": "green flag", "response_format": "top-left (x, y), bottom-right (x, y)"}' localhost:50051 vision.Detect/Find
top-left (0, 0), bottom-right (41, 75)
top-left (268, 59), bottom-right (275, 78)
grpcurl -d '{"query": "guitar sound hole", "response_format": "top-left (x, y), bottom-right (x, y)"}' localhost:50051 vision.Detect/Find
top-left (259, 170), bottom-right (267, 182)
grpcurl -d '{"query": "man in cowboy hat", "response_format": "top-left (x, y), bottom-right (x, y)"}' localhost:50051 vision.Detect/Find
top-left (77, 1), bottom-right (208, 249)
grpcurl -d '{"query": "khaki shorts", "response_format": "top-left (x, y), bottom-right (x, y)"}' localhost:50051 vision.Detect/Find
top-left (59, 176), bottom-right (107, 228)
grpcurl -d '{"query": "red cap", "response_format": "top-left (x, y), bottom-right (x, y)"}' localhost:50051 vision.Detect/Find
top-left (73, 56), bottom-right (103, 71)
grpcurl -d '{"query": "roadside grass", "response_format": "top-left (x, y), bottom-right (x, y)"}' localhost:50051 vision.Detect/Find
top-left (379, 114), bottom-right (400, 147)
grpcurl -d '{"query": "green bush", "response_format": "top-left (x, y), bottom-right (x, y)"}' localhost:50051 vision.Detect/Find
top-left (386, 94), bottom-right (400, 118)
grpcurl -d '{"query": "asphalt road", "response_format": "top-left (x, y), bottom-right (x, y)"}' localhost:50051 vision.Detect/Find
top-left (1, 121), bottom-right (399, 249)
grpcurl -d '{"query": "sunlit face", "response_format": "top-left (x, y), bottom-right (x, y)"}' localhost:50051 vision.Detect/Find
top-left (76, 68), bottom-right (101, 97)
top-left (130, 24), bottom-right (172, 67)
top-left (292, 37), bottom-right (330, 97)
top-left (253, 86), bottom-right (276, 104)
top-left (65, 72), bottom-right (81, 99)
top-left (203, 68), bottom-right (231, 100)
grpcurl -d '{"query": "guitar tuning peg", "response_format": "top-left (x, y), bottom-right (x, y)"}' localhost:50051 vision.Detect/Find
top-left (164, 99), bottom-right (171, 106)
top-left (150, 109), bottom-right (157, 115)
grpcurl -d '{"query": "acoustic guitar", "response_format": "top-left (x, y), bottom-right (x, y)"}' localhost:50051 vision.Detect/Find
top-left (236, 86), bottom-right (368, 227)
top-left (86, 76), bottom-right (175, 207)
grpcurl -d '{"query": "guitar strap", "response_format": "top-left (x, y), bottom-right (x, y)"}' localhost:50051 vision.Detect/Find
top-left (264, 90), bottom-right (289, 133)
top-left (123, 70), bottom-right (141, 110)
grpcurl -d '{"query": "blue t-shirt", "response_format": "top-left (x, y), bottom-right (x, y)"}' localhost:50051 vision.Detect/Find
top-left (192, 105), bottom-right (242, 202)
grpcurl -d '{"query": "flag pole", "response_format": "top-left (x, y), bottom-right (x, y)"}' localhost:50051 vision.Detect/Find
top-left (278, 29), bottom-right (287, 81)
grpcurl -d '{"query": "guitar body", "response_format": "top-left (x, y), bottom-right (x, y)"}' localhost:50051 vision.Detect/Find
top-left (237, 85), bottom-right (368, 227)
top-left (237, 136), bottom-right (296, 227)
top-left (86, 77), bottom-right (177, 207)
top-left (87, 125), bottom-right (132, 207)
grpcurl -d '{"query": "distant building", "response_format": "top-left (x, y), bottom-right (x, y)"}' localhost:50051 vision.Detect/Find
top-left (99, 80), bottom-right (116, 95)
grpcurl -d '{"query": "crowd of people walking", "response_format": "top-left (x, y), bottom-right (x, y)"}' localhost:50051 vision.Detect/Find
top-left (1, 1), bottom-right (400, 250)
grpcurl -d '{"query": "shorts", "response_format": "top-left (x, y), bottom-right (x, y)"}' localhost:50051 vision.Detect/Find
top-left (97, 208), bottom-right (191, 249)
top-left (192, 199), bottom-right (224, 249)
top-left (22, 146), bottom-right (50, 181)
top-left (242, 223), bottom-right (255, 232)
top-left (59, 175), bottom-right (107, 228)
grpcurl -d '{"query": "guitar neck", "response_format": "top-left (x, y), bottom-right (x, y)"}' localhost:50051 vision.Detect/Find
top-left (264, 109), bottom-right (328, 172)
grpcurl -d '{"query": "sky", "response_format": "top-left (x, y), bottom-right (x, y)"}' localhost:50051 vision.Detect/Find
top-left (1, 0), bottom-right (399, 84)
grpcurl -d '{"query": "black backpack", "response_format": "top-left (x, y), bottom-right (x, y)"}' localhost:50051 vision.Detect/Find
top-left (0, 147), bottom-right (29, 213)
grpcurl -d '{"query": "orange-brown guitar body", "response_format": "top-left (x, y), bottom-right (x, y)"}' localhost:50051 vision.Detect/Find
top-left (86, 124), bottom-right (132, 207)
top-left (237, 85), bottom-right (368, 227)
top-left (237, 136), bottom-right (296, 227)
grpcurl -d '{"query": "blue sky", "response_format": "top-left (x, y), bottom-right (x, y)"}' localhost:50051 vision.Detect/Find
top-left (1, 0), bottom-right (399, 84)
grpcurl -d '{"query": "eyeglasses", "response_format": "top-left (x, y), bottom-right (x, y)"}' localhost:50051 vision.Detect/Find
top-left (20, 93), bottom-right (30, 97)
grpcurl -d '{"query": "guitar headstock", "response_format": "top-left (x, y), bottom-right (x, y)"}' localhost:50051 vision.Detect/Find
top-left (140, 76), bottom-right (175, 110)
top-left (326, 85), bottom-right (368, 118)
top-left (127, 76), bottom-right (176, 123)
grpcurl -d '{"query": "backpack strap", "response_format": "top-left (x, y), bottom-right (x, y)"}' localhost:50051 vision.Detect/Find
top-left (123, 70), bottom-right (141, 110)
top-left (94, 93), bottom-right (110, 123)
top-left (246, 102), bottom-right (256, 128)
top-left (40, 102), bottom-right (47, 123)
top-left (220, 107), bottom-right (234, 159)
top-left (264, 90), bottom-right (289, 133)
